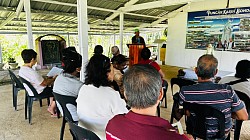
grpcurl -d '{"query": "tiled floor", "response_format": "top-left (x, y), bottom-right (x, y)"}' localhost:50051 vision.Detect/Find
top-left (0, 65), bottom-right (249, 139)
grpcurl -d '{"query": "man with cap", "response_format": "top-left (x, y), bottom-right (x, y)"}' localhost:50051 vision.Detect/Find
top-left (132, 28), bottom-right (146, 47)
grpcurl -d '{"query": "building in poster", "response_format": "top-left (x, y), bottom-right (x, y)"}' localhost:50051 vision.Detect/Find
top-left (186, 7), bottom-right (250, 52)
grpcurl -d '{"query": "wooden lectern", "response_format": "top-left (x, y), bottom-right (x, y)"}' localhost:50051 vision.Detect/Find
top-left (127, 44), bottom-right (144, 66)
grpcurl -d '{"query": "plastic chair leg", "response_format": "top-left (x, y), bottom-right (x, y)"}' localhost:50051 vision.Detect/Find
top-left (234, 120), bottom-right (243, 140)
top-left (157, 105), bottom-right (160, 117)
top-left (47, 98), bottom-right (50, 106)
top-left (39, 99), bottom-right (43, 107)
top-left (13, 87), bottom-right (18, 110)
top-left (170, 106), bottom-right (175, 123)
top-left (165, 96), bottom-right (167, 108)
top-left (28, 98), bottom-right (34, 125)
top-left (170, 100), bottom-right (179, 123)
top-left (25, 93), bottom-right (28, 120)
top-left (60, 117), bottom-right (66, 140)
top-left (12, 85), bottom-right (15, 107)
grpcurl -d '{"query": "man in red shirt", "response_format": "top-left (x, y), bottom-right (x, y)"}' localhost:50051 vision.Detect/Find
top-left (106, 64), bottom-right (190, 140)
top-left (138, 47), bottom-right (165, 78)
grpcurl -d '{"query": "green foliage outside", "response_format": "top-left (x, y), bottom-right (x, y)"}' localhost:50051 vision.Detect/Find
top-left (0, 35), bottom-right (28, 65)
top-left (0, 29), bottom-right (166, 66)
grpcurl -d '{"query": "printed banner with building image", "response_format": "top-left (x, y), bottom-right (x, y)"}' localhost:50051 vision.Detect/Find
top-left (186, 7), bottom-right (250, 52)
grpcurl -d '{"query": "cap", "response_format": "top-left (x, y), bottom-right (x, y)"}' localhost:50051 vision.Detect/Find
top-left (134, 28), bottom-right (139, 32)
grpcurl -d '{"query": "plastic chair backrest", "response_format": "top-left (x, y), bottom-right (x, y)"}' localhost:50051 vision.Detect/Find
top-left (68, 121), bottom-right (101, 140)
top-left (234, 90), bottom-right (250, 120)
top-left (53, 92), bottom-right (77, 122)
top-left (183, 102), bottom-right (225, 139)
top-left (170, 78), bottom-right (196, 95)
top-left (8, 70), bottom-right (24, 89)
top-left (19, 76), bottom-right (39, 97)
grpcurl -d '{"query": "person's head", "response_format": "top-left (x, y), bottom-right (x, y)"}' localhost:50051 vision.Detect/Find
top-left (196, 54), bottom-right (218, 80)
top-left (94, 45), bottom-right (103, 55)
top-left (111, 54), bottom-right (127, 70)
top-left (62, 48), bottom-right (82, 74)
top-left (21, 49), bottom-right (37, 65)
top-left (123, 64), bottom-right (162, 109)
top-left (134, 28), bottom-right (140, 36)
top-left (235, 60), bottom-right (250, 79)
top-left (141, 47), bottom-right (151, 60)
top-left (207, 44), bottom-right (212, 48)
top-left (111, 46), bottom-right (120, 56)
top-left (229, 38), bottom-right (233, 42)
top-left (84, 54), bottom-right (113, 87)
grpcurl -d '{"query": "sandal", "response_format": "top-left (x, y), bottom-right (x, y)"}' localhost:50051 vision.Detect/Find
top-left (51, 113), bottom-right (58, 118)
top-left (47, 108), bottom-right (56, 115)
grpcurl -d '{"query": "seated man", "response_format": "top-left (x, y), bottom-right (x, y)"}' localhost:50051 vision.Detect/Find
top-left (111, 54), bottom-right (127, 98)
top-left (138, 47), bottom-right (165, 78)
top-left (19, 49), bottom-right (57, 116)
top-left (219, 59), bottom-right (250, 97)
top-left (106, 64), bottom-right (190, 140)
top-left (179, 54), bottom-right (248, 138)
top-left (111, 46), bottom-right (120, 58)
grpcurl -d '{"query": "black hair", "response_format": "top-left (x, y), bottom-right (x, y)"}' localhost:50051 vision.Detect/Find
top-left (94, 45), bottom-right (103, 55)
top-left (235, 60), bottom-right (250, 79)
top-left (141, 47), bottom-right (151, 60)
top-left (84, 54), bottom-right (111, 87)
top-left (62, 48), bottom-right (82, 73)
top-left (21, 49), bottom-right (37, 63)
top-left (111, 54), bottom-right (126, 65)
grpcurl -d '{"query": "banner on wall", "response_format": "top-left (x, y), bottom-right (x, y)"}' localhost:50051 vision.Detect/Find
top-left (186, 7), bottom-right (250, 52)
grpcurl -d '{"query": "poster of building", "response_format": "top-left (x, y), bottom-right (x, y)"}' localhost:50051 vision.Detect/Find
top-left (186, 7), bottom-right (250, 52)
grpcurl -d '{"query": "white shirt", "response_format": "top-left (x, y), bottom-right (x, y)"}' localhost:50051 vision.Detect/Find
top-left (53, 73), bottom-right (83, 97)
top-left (76, 84), bottom-right (128, 140)
top-left (53, 73), bottom-right (83, 121)
top-left (19, 66), bottom-right (45, 96)
top-left (219, 76), bottom-right (250, 97)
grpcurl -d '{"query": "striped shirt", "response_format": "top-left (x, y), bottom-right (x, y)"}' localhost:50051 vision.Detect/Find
top-left (179, 81), bottom-right (245, 136)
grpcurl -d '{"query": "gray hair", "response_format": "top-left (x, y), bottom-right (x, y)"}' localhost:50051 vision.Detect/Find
top-left (123, 64), bottom-right (162, 109)
top-left (197, 54), bottom-right (218, 80)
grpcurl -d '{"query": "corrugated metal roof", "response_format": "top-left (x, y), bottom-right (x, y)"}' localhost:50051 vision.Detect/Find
top-left (0, 0), bottom-right (188, 34)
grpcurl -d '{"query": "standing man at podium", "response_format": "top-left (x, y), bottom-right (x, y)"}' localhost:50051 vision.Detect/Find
top-left (132, 29), bottom-right (146, 47)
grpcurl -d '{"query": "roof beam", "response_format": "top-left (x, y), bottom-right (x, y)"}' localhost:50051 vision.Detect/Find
top-left (31, 0), bottom-right (163, 19)
top-left (31, 0), bottom-right (118, 13)
top-left (123, 0), bottom-right (199, 12)
top-left (16, 0), bottom-right (24, 17)
top-left (125, 4), bottom-right (188, 31)
top-left (0, 0), bottom-right (24, 28)
top-left (105, 0), bottom-right (139, 22)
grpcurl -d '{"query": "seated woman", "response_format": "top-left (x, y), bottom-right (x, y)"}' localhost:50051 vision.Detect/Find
top-left (53, 48), bottom-right (83, 121)
top-left (19, 49), bottom-right (57, 116)
top-left (111, 54), bottom-right (127, 98)
top-left (76, 54), bottom-right (128, 140)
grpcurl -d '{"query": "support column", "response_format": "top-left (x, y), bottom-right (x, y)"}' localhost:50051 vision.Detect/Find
top-left (24, 0), bottom-right (34, 49)
top-left (119, 13), bottom-right (124, 54)
top-left (77, 0), bottom-right (88, 81)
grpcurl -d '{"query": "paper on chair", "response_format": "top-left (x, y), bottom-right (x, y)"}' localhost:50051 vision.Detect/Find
top-left (47, 67), bottom-right (63, 77)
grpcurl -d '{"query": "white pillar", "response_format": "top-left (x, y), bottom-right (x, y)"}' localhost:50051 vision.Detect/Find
top-left (119, 13), bottom-right (124, 54)
top-left (24, 0), bottom-right (34, 49)
top-left (77, 0), bottom-right (88, 81)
